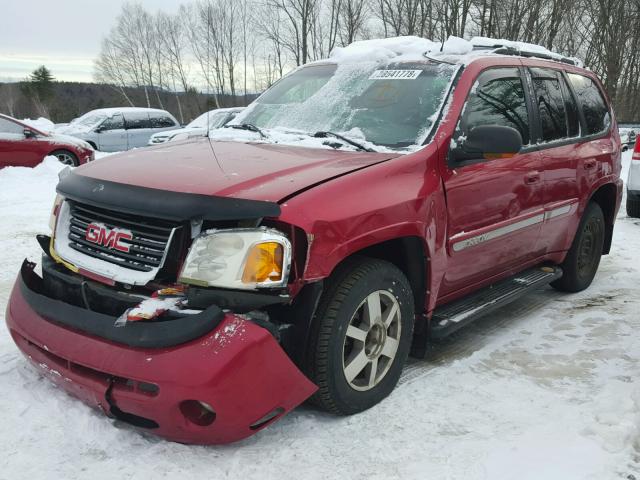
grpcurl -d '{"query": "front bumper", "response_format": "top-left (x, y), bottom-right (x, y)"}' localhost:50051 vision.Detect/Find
top-left (6, 261), bottom-right (317, 444)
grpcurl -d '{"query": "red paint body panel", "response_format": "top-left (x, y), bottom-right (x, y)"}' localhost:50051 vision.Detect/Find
top-left (6, 279), bottom-right (317, 445)
top-left (0, 114), bottom-right (93, 168)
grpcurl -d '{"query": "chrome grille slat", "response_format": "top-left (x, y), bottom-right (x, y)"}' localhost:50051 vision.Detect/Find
top-left (66, 201), bottom-right (180, 274)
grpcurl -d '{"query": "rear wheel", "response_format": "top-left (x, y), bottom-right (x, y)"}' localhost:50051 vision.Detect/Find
top-left (551, 202), bottom-right (605, 292)
top-left (50, 150), bottom-right (78, 167)
top-left (627, 195), bottom-right (640, 218)
top-left (304, 258), bottom-right (414, 415)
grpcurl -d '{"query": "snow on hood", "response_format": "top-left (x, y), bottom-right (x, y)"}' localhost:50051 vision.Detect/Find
top-left (207, 126), bottom-right (390, 153)
top-left (21, 117), bottom-right (55, 134)
top-left (48, 133), bottom-right (94, 151)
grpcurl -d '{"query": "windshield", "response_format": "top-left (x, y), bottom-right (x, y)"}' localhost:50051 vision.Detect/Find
top-left (230, 61), bottom-right (457, 150)
top-left (189, 111), bottom-right (226, 129)
top-left (75, 113), bottom-right (108, 127)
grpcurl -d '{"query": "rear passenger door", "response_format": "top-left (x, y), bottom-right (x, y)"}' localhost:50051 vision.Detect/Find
top-left (441, 67), bottom-right (545, 296)
top-left (527, 68), bottom-right (614, 254)
top-left (124, 111), bottom-right (152, 148)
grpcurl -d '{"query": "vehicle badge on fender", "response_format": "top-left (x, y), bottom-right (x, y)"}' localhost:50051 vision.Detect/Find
top-left (85, 223), bottom-right (133, 253)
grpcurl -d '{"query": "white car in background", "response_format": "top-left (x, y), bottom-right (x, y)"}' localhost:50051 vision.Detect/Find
top-left (628, 137), bottom-right (640, 217)
top-left (148, 107), bottom-right (243, 145)
top-left (57, 107), bottom-right (179, 152)
top-left (619, 127), bottom-right (637, 151)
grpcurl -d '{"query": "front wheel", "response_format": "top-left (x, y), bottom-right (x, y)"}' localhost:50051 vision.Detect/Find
top-left (304, 258), bottom-right (414, 415)
top-left (551, 202), bottom-right (605, 292)
top-left (50, 150), bottom-right (78, 167)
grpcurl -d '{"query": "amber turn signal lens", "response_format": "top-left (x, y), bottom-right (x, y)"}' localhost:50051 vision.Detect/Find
top-left (242, 242), bottom-right (284, 284)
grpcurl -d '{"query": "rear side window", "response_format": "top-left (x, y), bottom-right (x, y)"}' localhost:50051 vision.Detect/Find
top-left (531, 68), bottom-right (568, 142)
top-left (458, 67), bottom-right (530, 145)
top-left (124, 112), bottom-right (151, 130)
top-left (150, 114), bottom-right (176, 128)
top-left (567, 73), bottom-right (610, 135)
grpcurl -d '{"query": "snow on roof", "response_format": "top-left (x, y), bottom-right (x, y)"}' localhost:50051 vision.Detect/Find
top-left (327, 35), bottom-right (582, 67)
top-left (85, 107), bottom-right (172, 115)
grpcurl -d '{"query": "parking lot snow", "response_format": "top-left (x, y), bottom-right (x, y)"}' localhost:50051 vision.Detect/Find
top-left (0, 152), bottom-right (638, 479)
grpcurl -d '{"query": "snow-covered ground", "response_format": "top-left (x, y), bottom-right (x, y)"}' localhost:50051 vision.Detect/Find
top-left (0, 152), bottom-right (638, 480)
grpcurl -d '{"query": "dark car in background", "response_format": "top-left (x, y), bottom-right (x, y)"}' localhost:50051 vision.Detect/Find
top-left (0, 113), bottom-right (94, 167)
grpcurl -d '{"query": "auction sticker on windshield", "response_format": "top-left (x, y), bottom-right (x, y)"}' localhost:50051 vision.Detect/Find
top-left (369, 70), bottom-right (422, 80)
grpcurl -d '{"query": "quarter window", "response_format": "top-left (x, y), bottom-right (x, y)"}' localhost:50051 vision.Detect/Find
top-left (458, 68), bottom-right (530, 146)
top-left (150, 114), bottom-right (176, 128)
top-left (531, 68), bottom-right (568, 142)
top-left (567, 73), bottom-right (610, 135)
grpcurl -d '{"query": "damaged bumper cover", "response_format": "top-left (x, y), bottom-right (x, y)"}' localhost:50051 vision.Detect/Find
top-left (6, 260), bottom-right (317, 444)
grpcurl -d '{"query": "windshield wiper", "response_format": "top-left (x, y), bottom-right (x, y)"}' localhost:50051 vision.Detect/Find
top-left (224, 123), bottom-right (268, 139)
top-left (313, 131), bottom-right (376, 152)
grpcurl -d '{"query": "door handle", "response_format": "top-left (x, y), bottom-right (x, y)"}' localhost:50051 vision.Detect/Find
top-left (584, 159), bottom-right (597, 170)
top-left (524, 171), bottom-right (541, 184)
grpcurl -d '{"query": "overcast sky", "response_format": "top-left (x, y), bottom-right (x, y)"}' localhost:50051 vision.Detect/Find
top-left (0, 0), bottom-right (186, 82)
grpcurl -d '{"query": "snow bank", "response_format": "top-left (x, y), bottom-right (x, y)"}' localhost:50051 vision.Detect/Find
top-left (0, 156), bottom-right (637, 478)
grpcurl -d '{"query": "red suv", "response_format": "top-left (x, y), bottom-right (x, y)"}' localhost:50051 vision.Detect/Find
top-left (0, 113), bottom-right (94, 167)
top-left (5, 39), bottom-right (622, 444)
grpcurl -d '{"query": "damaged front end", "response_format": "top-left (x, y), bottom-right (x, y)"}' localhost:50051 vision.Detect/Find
top-left (5, 172), bottom-right (322, 444)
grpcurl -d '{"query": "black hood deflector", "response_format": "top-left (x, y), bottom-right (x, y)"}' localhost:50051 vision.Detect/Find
top-left (57, 171), bottom-right (281, 222)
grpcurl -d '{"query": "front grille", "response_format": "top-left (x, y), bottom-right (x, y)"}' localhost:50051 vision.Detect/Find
top-left (67, 201), bottom-right (180, 272)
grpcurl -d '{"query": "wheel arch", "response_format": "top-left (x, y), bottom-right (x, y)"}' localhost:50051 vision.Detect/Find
top-left (588, 182), bottom-right (618, 254)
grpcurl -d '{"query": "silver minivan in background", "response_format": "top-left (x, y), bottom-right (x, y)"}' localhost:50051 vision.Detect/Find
top-left (57, 107), bottom-right (179, 152)
top-left (148, 107), bottom-right (243, 145)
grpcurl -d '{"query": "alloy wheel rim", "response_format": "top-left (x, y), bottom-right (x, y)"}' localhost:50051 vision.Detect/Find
top-left (56, 153), bottom-right (75, 166)
top-left (342, 290), bottom-right (401, 392)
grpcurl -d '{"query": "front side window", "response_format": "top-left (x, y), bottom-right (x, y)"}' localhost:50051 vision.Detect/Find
top-left (567, 73), bottom-right (610, 135)
top-left (456, 67), bottom-right (530, 145)
top-left (125, 112), bottom-right (151, 130)
top-left (232, 61), bottom-right (458, 150)
top-left (100, 114), bottom-right (124, 131)
top-left (531, 68), bottom-right (568, 142)
top-left (0, 117), bottom-right (24, 135)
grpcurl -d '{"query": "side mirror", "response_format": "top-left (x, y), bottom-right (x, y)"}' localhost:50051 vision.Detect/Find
top-left (94, 126), bottom-right (104, 133)
top-left (23, 129), bottom-right (36, 139)
top-left (450, 125), bottom-right (523, 163)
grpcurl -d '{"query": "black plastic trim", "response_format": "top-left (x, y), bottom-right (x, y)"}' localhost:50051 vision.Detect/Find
top-left (57, 171), bottom-right (281, 222)
top-left (18, 259), bottom-right (224, 349)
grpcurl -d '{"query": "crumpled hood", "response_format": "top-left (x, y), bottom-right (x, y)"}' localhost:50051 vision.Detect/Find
top-left (74, 137), bottom-right (398, 203)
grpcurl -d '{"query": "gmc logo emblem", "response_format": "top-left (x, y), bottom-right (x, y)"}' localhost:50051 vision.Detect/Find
top-left (85, 223), bottom-right (133, 253)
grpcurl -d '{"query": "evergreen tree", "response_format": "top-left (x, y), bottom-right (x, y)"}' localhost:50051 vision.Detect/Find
top-left (20, 65), bottom-right (55, 117)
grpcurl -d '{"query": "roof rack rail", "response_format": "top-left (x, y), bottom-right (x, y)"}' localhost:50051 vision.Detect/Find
top-left (473, 44), bottom-right (578, 66)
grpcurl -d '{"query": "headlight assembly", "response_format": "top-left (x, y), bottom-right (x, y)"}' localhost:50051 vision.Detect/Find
top-left (178, 228), bottom-right (292, 290)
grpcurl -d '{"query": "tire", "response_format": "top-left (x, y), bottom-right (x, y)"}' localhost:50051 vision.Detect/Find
top-left (304, 257), bottom-right (414, 415)
top-left (551, 202), bottom-right (605, 293)
top-left (627, 195), bottom-right (640, 218)
top-left (50, 150), bottom-right (78, 167)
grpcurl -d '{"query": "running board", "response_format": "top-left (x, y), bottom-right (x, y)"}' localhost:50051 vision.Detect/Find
top-left (430, 266), bottom-right (563, 340)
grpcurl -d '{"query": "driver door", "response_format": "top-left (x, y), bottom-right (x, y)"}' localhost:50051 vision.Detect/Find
top-left (440, 67), bottom-right (545, 296)
top-left (0, 117), bottom-right (43, 167)
top-left (96, 114), bottom-right (127, 152)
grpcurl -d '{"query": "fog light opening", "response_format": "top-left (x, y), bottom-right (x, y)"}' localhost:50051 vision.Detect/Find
top-left (249, 407), bottom-right (285, 431)
top-left (179, 400), bottom-right (217, 426)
